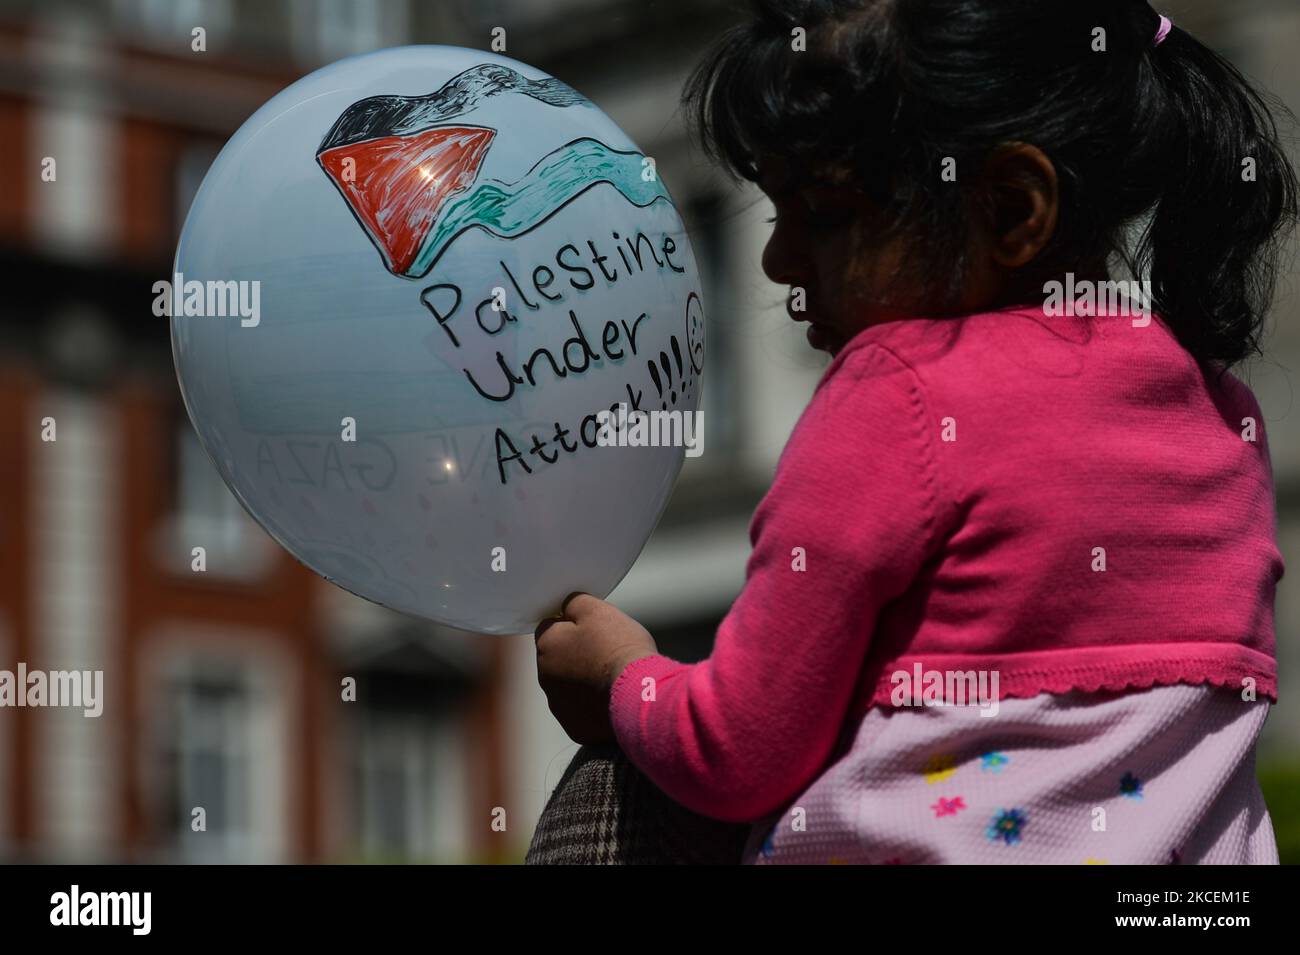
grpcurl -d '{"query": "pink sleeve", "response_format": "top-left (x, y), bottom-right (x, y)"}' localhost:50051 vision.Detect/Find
top-left (608, 343), bottom-right (950, 822)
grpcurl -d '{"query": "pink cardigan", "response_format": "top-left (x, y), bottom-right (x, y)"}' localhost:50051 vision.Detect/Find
top-left (609, 306), bottom-right (1282, 822)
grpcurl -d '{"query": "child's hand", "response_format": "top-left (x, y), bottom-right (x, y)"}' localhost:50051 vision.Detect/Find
top-left (533, 593), bottom-right (659, 745)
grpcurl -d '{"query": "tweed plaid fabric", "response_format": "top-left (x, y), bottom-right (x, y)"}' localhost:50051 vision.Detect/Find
top-left (525, 744), bottom-right (750, 865)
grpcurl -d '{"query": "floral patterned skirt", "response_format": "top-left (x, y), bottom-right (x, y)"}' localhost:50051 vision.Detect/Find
top-left (743, 684), bottom-right (1277, 865)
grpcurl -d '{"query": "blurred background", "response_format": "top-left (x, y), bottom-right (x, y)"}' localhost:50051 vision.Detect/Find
top-left (0, 0), bottom-right (1297, 864)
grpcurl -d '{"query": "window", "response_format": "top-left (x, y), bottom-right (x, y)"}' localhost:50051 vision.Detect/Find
top-left (159, 666), bottom-right (253, 862)
top-left (451, 0), bottom-right (606, 30)
top-left (162, 403), bottom-right (276, 581)
top-left (153, 653), bottom-right (286, 863)
top-left (351, 713), bottom-right (438, 861)
top-left (174, 142), bottom-right (221, 241)
top-left (175, 424), bottom-right (253, 560)
top-left (113, 0), bottom-right (232, 46)
top-left (290, 0), bottom-right (405, 64)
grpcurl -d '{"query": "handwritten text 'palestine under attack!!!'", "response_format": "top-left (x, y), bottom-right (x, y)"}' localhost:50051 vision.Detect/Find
top-left (418, 226), bottom-right (702, 484)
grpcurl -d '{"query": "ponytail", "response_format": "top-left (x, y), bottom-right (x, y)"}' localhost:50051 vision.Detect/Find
top-left (1128, 17), bottom-right (1297, 367)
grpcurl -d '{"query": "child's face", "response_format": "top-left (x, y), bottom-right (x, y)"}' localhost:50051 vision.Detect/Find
top-left (757, 155), bottom-right (915, 356)
top-left (756, 144), bottom-right (1075, 354)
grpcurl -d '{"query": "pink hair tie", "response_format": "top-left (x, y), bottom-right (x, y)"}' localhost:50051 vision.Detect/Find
top-left (1154, 14), bottom-right (1173, 46)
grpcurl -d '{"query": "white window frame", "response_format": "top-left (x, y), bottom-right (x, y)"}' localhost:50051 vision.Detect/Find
top-left (156, 423), bottom-right (275, 581)
top-left (143, 633), bottom-right (291, 863)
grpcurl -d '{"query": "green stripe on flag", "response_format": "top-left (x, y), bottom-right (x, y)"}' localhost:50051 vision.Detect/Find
top-left (409, 137), bottom-right (671, 277)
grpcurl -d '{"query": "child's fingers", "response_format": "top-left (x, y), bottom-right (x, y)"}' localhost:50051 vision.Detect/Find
top-left (534, 615), bottom-right (574, 648)
top-left (534, 591), bottom-right (599, 641)
top-left (560, 591), bottom-right (602, 621)
top-left (533, 613), bottom-right (564, 642)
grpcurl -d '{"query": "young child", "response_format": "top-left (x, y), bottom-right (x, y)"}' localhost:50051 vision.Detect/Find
top-left (533, 0), bottom-right (1298, 863)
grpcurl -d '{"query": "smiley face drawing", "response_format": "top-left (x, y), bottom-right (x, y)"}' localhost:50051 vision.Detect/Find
top-left (685, 291), bottom-right (705, 376)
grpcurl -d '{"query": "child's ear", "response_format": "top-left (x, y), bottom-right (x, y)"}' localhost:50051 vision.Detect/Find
top-left (977, 142), bottom-right (1060, 269)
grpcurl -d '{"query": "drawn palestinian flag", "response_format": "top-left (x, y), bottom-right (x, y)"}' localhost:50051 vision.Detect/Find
top-left (317, 63), bottom-right (672, 279)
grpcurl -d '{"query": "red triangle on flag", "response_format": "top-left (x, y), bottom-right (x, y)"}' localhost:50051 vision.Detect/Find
top-left (319, 125), bottom-right (496, 276)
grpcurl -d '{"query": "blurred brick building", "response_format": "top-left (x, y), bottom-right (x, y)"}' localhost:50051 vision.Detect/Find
top-left (0, 1), bottom-right (515, 863)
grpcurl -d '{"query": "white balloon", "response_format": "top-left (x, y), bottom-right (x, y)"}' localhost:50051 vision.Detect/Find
top-left (171, 46), bottom-right (705, 634)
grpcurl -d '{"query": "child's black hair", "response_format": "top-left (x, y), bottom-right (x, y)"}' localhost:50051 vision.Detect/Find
top-left (685, 0), bottom-right (1298, 367)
